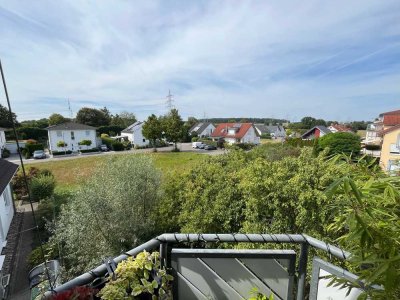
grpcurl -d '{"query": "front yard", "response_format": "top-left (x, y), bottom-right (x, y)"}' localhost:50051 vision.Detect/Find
top-left (25, 152), bottom-right (205, 188)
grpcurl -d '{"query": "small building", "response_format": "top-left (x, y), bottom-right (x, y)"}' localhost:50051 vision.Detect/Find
top-left (328, 124), bottom-right (353, 133)
top-left (0, 129), bottom-right (6, 158)
top-left (211, 123), bottom-right (260, 145)
top-left (189, 122), bottom-right (216, 138)
top-left (254, 124), bottom-right (286, 140)
top-left (301, 126), bottom-right (331, 140)
top-left (0, 159), bottom-right (17, 256)
top-left (47, 122), bottom-right (97, 153)
top-left (121, 121), bottom-right (149, 147)
top-left (378, 124), bottom-right (400, 173)
top-left (366, 109), bottom-right (400, 145)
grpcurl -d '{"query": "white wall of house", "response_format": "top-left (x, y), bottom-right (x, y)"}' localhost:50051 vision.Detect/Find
top-left (0, 185), bottom-right (14, 253)
top-left (198, 124), bottom-right (215, 137)
top-left (240, 127), bottom-right (260, 144)
top-left (48, 129), bottom-right (97, 152)
top-left (121, 123), bottom-right (149, 147)
top-left (0, 130), bottom-right (4, 157)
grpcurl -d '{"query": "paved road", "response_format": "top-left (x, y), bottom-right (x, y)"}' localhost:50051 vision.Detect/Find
top-left (6, 143), bottom-right (225, 165)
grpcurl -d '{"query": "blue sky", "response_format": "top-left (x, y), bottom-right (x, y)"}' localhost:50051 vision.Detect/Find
top-left (0, 1), bottom-right (399, 122)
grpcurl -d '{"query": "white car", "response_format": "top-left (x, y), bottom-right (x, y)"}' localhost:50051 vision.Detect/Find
top-left (192, 142), bottom-right (203, 148)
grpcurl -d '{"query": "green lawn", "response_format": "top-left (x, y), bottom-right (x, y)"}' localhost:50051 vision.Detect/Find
top-left (28, 152), bottom-right (205, 188)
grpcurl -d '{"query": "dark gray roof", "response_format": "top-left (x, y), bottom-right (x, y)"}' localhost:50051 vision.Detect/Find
top-left (46, 122), bottom-right (96, 131)
top-left (0, 159), bottom-right (18, 195)
top-left (121, 121), bottom-right (143, 133)
top-left (301, 126), bottom-right (331, 138)
top-left (189, 122), bottom-right (213, 134)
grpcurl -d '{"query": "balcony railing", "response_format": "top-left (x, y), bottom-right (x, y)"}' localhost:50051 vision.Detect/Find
top-left (44, 233), bottom-right (364, 300)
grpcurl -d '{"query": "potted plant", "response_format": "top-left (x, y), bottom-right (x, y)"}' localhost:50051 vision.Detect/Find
top-left (98, 251), bottom-right (173, 300)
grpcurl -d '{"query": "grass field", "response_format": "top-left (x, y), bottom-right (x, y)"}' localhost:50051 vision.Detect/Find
top-left (27, 152), bottom-right (205, 188)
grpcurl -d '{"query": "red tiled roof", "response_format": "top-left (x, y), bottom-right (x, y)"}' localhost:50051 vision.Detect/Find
top-left (383, 114), bottom-right (400, 126)
top-left (211, 123), bottom-right (254, 139)
top-left (380, 109), bottom-right (400, 116)
top-left (330, 124), bottom-right (352, 132)
top-left (378, 124), bottom-right (400, 137)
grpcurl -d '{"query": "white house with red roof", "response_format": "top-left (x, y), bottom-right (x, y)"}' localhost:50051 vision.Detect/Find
top-left (366, 109), bottom-right (400, 145)
top-left (328, 124), bottom-right (352, 133)
top-left (211, 123), bottom-right (260, 145)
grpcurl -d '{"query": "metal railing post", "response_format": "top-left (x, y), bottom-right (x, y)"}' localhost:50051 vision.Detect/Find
top-left (296, 242), bottom-right (309, 300)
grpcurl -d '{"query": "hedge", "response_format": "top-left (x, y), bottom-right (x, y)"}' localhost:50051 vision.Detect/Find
top-left (80, 148), bottom-right (99, 153)
top-left (24, 143), bottom-right (44, 156)
top-left (112, 141), bottom-right (124, 151)
top-left (52, 150), bottom-right (72, 156)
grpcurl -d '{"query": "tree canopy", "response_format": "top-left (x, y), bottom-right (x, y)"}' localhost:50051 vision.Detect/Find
top-left (76, 107), bottom-right (110, 127)
top-left (48, 113), bottom-right (68, 125)
top-left (142, 114), bottom-right (162, 150)
top-left (0, 103), bottom-right (18, 128)
top-left (316, 132), bottom-right (361, 156)
top-left (162, 109), bottom-right (184, 150)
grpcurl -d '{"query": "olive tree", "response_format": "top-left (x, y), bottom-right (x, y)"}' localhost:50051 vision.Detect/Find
top-left (51, 155), bottom-right (161, 278)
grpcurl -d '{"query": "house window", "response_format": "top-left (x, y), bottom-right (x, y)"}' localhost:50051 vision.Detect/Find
top-left (71, 131), bottom-right (75, 140)
top-left (86, 130), bottom-right (90, 136)
top-left (56, 131), bottom-right (62, 137)
top-left (390, 144), bottom-right (400, 154)
top-left (143, 139), bottom-right (146, 142)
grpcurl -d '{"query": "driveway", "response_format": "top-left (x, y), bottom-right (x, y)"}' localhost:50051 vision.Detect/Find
top-left (5, 143), bottom-right (225, 165)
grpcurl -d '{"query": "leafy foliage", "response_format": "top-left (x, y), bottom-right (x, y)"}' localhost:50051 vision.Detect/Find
top-left (76, 107), bottom-right (110, 127)
top-left (99, 251), bottom-right (173, 300)
top-left (30, 175), bottom-right (56, 202)
top-left (48, 113), bottom-right (68, 125)
top-left (56, 141), bottom-right (67, 147)
top-left (316, 132), bottom-right (361, 156)
top-left (78, 139), bottom-right (92, 147)
top-left (142, 114), bottom-right (163, 151)
top-left (327, 175), bottom-right (400, 299)
top-left (51, 155), bottom-right (162, 278)
top-left (0, 103), bottom-right (18, 128)
top-left (162, 109), bottom-right (185, 150)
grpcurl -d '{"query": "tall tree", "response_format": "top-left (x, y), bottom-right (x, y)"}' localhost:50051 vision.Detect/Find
top-left (76, 107), bottom-right (110, 127)
top-left (100, 107), bottom-right (112, 125)
top-left (186, 117), bottom-right (198, 129)
top-left (48, 113), bottom-right (67, 126)
top-left (111, 111), bottom-right (137, 128)
top-left (142, 114), bottom-right (162, 151)
top-left (0, 103), bottom-right (18, 128)
top-left (163, 109), bottom-right (184, 151)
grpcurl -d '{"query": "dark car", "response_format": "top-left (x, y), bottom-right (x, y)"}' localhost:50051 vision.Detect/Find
top-left (33, 150), bottom-right (46, 159)
top-left (204, 145), bottom-right (217, 150)
top-left (99, 144), bottom-right (109, 152)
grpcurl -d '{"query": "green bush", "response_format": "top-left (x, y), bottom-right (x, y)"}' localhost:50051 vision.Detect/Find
top-left (111, 141), bottom-right (124, 151)
top-left (52, 150), bottom-right (72, 156)
top-left (27, 243), bottom-right (58, 270)
top-left (261, 133), bottom-right (272, 139)
top-left (56, 141), bottom-right (67, 148)
top-left (80, 148), bottom-right (99, 153)
top-left (316, 132), bottom-right (361, 156)
top-left (285, 138), bottom-right (314, 147)
top-left (1, 148), bottom-right (10, 158)
top-left (97, 125), bottom-right (124, 136)
top-left (24, 143), bottom-right (44, 156)
top-left (191, 136), bottom-right (199, 142)
top-left (78, 139), bottom-right (92, 147)
top-left (30, 175), bottom-right (56, 201)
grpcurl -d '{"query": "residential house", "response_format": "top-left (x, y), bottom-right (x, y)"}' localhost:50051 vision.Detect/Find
top-left (328, 124), bottom-right (352, 133)
top-left (189, 122), bottom-right (216, 138)
top-left (301, 126), bottom-right (331, 140)
top-left (0, 160), bottom-right (17, 257)
top-left (211, 123), bottom-right (260, 144)
top-left (366, 109), bottom-right (400, 145)
top-left (47, 122), bottom-right (97, 153)
top-left (121, 121), bottom-right (149, 147)
top-left (0, 129), bottom-right (5, 158)
top-left (378, 124), bottom-right (400, 173)
top-left (254, 124), bottom-right (286, 140)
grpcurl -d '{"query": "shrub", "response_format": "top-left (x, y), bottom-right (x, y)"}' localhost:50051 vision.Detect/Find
top-left (191, 136), bottom-right (199, 142)
top-left (261, 133), bottom-right (272, 139)
top-left (316, 132), bottom-right (361, 156)
top-left (78, 139), bottom-right (92, 147)
top-left (80, 148), bottom-right (99, 153)
top-left (52, 150), bottom-right (72, 156)
top-left (30, 175), bottom-right (56, 201)
top-left (12, 167), bottom-right (41, 199)
top-left (285, 138), bottom-right (314, 147)
top-left (27, 243), bottom-right (58, 270)
top-left (1, 148), bottom-right (10, 158)
top-left (111, 141), bottom-right (124, 151)
top-left (56, 141), bottom-right (67, 148)
top-left (231, 143), bottom-right (256, 151)
top-left (17, 127), bottom-right (47, 141)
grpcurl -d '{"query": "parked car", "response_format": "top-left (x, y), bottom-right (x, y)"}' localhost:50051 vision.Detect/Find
top-left (33, 150), bottom-right (46, 159)
top-left (192, 142), bottom-right (203, 148)
top-left (204, 145), bottom-right (217, 150)
top-left (99, 144), bottom-right (109, 152)
top-left (198, 143), bottom-right (206, 149)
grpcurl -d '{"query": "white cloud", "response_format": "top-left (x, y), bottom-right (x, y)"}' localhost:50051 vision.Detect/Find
top-left (0, 0), bottom-right (399, 121)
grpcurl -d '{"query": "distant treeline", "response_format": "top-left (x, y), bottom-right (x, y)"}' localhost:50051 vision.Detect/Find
top-left (199, 118), bottom-right (288, 125)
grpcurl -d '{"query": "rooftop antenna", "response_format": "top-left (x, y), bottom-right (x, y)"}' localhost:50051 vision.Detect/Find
top-left (203, 111), bottom-right (208, 123)
top-left (166, 90), bottom-right (174, 111)
top-left (67, 99), bottom-right (73, 119)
